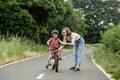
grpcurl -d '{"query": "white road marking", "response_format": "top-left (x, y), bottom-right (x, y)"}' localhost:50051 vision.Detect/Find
top-left (68, 54), bottom-right (71, 56)
top-left (62, 56), bottom-right (67, 59)
top-left (36, 73), bottom-right (45, 80)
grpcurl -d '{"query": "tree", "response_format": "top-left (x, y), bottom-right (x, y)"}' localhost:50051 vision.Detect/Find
top-left (72, 0), bottom-right (120, 43)
top-left (0, 0), bottom-right (87, 43)
top-left (0, 0), bottom-right (66, 43)
top-left (49, 1), bottom-right (88, 37)
top-left (0, 0), bottom-right (34, 37)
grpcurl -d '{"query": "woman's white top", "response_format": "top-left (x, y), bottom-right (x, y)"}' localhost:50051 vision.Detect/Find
top-left (64, 32), bottom-right (81, 44)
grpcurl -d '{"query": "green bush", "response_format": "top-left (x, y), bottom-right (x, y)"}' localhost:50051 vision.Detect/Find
top-left (102, 24), bottom-right (120, 53)
top-left (100, 24), bottom-right (120, 79)
top-left (94, 45), bottom-right (120, 80)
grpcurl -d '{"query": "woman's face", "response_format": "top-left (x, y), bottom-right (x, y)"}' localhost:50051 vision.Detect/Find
top-left (62, 29), bottom-right (67, 36)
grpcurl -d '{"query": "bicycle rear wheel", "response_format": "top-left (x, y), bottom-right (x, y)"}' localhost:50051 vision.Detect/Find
top-left (52, 64), bottom-right (55, 70)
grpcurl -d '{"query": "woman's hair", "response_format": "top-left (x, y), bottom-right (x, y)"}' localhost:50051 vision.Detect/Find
top-left (62, 27), bottom-right (71, 36)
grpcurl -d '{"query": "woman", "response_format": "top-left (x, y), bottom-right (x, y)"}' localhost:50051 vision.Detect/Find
top-left (59, 27), bottom-right (85, 71)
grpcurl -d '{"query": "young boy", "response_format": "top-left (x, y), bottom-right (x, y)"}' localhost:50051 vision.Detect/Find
top-left (45, 29), bottom-right (63, 69)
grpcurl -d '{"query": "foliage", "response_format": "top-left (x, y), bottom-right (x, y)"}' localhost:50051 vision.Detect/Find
top-left (94, 45), bottom-right (120, 80)
top-left (0, 0), bottom-right (87, 43)
top-left (0, 0), bottom-right (65, 43)
top-left (49, 1), bottom-right (88, 37)
top-left (0, 0), bottom-right (34, 38)
top-left (62, 1), bottom-right (88, 36)
top-left (94, 18), bottom-right (120, 80)
top-left (102, 24), bottom-right (120, 53)
top-left (72, 0), bottom-right (120, 43)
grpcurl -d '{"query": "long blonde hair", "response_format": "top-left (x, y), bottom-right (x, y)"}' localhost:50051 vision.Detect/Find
top-left (62, 27), bottom-right (71, 36)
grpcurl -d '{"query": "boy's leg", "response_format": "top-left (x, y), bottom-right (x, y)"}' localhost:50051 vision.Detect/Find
top-left (47, 54), bottom-right (52, 64)
top-left (57, 51), bottom-right (62, 60)
top-left (57, 51), bottom-right (62, 64)
top-left (46, 51), bottom-right (53, 69)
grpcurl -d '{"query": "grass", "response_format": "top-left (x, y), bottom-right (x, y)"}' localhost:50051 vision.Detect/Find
top-left (0, 36), bottom-right (48, 66)
top-left (1, 36), bottom-right (107, 68)
top-left (93, 44), bottom-right (120, 80)
top-left (85, 43), bottom-right (102, 49)
top-left (0, 36), bottom-right (72, 66)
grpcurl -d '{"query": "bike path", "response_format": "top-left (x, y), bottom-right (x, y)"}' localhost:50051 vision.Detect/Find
top-left (0, 49), bottom-right (109, 80)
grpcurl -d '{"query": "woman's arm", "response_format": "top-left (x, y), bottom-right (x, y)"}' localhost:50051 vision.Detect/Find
top-left (64, 42), bottom-right (74, 45)
top-left (58, 40), bottom-right (64, 50)
top-left (58, 37), bottom-right (66, 51)
top-left (63, 36), bottom-right (76, 46)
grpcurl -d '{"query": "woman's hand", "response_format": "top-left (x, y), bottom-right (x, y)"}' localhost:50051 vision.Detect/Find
top-left (58, 48), bottom-right (62, 52)
top-left (63, 42), bottom-right (67, 45)
top-left (63, 42), bottom-right (74, 46)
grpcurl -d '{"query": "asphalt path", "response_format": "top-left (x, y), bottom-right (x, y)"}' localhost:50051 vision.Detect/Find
top-left (0, 49), bottom-right (110, 80)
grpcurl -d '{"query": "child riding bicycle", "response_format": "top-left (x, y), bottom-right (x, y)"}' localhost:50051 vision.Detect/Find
top-left (45, 29), bottom-right (63, 69)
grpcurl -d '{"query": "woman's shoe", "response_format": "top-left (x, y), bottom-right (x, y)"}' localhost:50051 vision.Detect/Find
top-left (74, 68), bottom-right (80, 71)
top-left (69, 67), bottom-right (75, 70)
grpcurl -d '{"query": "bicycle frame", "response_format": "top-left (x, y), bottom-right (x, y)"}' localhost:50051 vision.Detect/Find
top-left (52, 50), bottom-right (60, 72)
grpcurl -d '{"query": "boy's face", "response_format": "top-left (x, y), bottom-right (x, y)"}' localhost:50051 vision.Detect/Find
top-left (53, 34), bottom-right (58, 38)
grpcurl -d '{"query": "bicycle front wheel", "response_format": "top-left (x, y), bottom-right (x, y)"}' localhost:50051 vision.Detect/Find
top-left (55, 56), bottom-right (59, 72)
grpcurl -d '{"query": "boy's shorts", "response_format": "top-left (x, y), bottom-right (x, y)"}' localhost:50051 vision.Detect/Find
top-left (49, 51), bottom-right (55, 56)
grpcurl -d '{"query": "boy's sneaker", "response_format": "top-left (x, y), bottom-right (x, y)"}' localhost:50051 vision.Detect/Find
top-left (45, 65), bottom-right (49, 69)
top-left (45, 64), bottom-right (52, 69)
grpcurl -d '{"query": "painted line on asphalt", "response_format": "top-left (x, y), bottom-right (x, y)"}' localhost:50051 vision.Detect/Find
top-left (36, 73), bottom-right (45, 80)
top-left (68, 54), bottom-right (72, 56)
top-left (91, 55), bottom-right (115, 80)
top-left (62, 56), bottom-right (67, 59)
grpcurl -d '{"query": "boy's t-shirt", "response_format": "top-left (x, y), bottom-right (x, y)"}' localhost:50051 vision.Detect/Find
top-left (49, 37), bottom-right (60, 51)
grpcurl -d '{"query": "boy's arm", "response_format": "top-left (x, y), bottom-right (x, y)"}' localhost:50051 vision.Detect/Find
top-left (58, 45), bottom-right (65, 51)
top-left (59, 39), bottom-right (63, 44)
top-left (47, 39), bottom-right (50, 45)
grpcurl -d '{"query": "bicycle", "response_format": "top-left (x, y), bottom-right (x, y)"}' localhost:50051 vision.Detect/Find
top-left (46, 43), bottom-right (62, 72)
top-left (51, 50), bottom-right (60, 72)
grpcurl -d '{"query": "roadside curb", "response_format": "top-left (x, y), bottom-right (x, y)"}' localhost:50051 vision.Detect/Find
top-left (91, 55), bottom-right (115, 80)
top-left (0, 54), bottom-right (47, 68)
